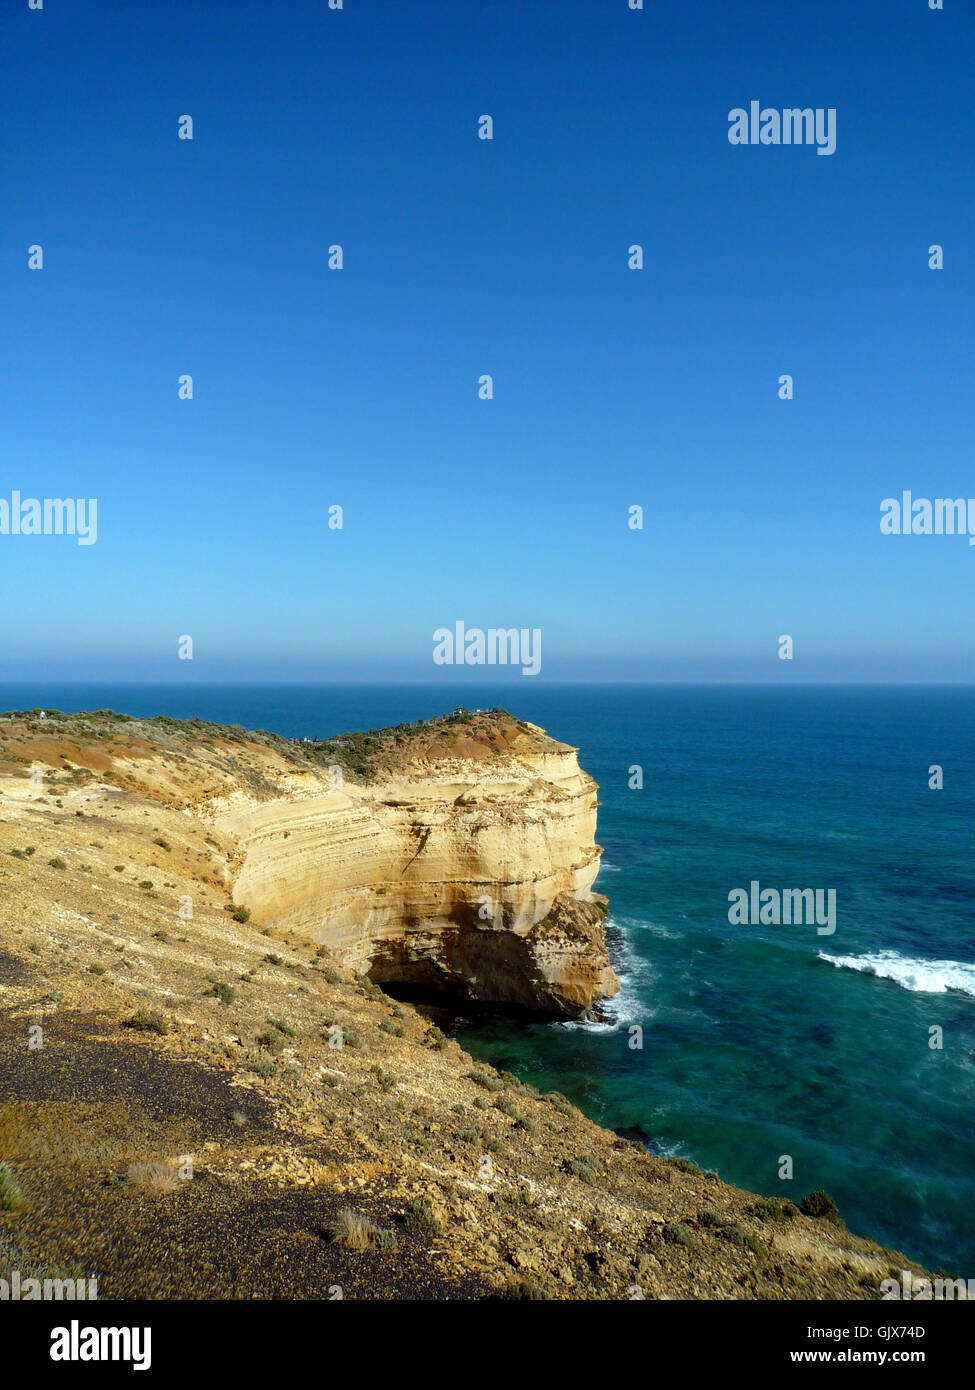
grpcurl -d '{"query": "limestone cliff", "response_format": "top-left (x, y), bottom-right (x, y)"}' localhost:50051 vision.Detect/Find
top-left (211, 710), bottom-right (619, 1017)
top-left (0, 705), bottom-right (618, 1018)
top-left (0, 706), bottom-right (935, 1301)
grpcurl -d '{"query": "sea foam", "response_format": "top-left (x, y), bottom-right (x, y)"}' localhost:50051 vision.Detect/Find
top-left (819, 949), bottom-right (975, 998)
top-left (559, 915), bottom-right (651, 1031)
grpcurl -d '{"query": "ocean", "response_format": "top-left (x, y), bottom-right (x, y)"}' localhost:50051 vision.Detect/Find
top-left (4, 681), bottom-right (974, 1275)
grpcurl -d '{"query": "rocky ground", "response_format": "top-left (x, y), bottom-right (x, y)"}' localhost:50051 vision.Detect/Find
top-left (0, 708), bottom-right (937, 1299)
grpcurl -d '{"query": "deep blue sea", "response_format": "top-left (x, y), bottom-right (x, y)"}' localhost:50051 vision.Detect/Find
top-left (5, 682), bottom-right (974, 1275)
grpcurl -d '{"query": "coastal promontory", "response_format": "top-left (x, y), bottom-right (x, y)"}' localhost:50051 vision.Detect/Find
top-left (0, 706), bottom-right (935, 1300)
top-left (211, 709), bottom-right (619, 1017)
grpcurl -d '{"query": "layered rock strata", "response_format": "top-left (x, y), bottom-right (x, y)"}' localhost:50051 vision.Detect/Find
top-left (213, 712), bottom-right (619, 1016)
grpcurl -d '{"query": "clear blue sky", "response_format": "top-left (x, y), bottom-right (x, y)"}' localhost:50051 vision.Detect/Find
top-left (2, 0), bottom-right (973, 683)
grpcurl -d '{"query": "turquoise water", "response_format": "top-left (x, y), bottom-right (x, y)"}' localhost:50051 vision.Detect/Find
top-left (5, 682), bottom-right (974, 1274)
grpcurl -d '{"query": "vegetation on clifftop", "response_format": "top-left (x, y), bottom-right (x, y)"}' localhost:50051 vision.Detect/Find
top-left (0, 705), bottom-right (542, 786)
top-left (0, 704), bottom-right (941, 1299)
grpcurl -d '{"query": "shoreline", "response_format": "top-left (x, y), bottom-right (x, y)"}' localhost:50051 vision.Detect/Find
top-left (0, 704), bottom-right (952, 1297)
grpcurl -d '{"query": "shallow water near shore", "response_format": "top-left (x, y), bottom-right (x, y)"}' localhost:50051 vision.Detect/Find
top-left (7, 680), bottom-right (974, 1274)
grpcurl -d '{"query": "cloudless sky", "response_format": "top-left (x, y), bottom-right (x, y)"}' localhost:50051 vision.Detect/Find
top-left (2, 0), bottom-right (974, 682)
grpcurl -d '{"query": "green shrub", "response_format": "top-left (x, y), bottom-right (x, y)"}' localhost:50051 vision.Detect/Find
top-left (231, 906), bottom-right (250, 923)
top-left (263, 953), bottom-right (283, 966)
top-left (266, 1016), bottom-right (298, 1038)
top-left (469, 1069), bottom-right (503, 1092)
top-left (425, 1025), bottom-right (446, 1049)
top-left (502, 1186), bottom-right (536, 1208)
top-left (257, 1028), bottom-right (286, 1056)
top-left (405, 1199), bottom-right (440, 1233)
top-left (152, 837), bottom-right (170, 850)
top-left (123, 1009), bottom-right (168, 1035)
top-left (88, 963), bottom-right (106, 976)
top-left (662, 1222), bottom-right (702, 1249)
top-left (718, 1223), bottom-right (748, 1247)
top-left (204, 981), bottom-right (235, 1006)
top-left (506, 1278), bottom-right (551, 1300)
top-left (669, 1156), bottom-right (701, 1175)
top-left (567, 1157), bottom-right (598, 1185)
top-left (801, 1189), bottom-right (840, 1219)
top-left (48, 857), bottom-right (67, 870)
top-left (697, 1209), bottom-right (728, 1228)
top-left (380, 1018), bottom-right (404, 1037)
top-left (718, 1224), bottom-right (769, 1259)
top-left (749, 1197), bottom-right (798, 1223)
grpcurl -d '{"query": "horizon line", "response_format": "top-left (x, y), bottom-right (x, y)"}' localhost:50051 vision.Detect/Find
top-left (3, 679), bottom-right (975, 690)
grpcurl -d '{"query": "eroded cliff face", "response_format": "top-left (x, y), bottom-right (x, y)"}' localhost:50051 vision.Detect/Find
top-left (211, 713), bottom-right (619, 1017)
top-left (0, 706), bottom-right (929, 1301)
top-left (0, 706), bottom-right (618, 1017)
top-left (0, 707), bottom-right (938, 1299)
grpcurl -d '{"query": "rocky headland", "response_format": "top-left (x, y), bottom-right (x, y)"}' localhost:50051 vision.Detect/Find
top-left (0, 706), bottom-right (937, 1299)
top-left (210, 709), bottom-right (619, 1017)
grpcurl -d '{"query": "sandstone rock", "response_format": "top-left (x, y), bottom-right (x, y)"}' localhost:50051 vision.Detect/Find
top-left (214, 713), bottom-right (620, 1018)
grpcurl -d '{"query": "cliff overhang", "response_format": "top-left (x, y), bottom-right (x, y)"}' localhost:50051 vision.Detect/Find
top-left (212, 709), bottom-right (620, 1019)
top-left (0, 704), bottom-right (619, 1019)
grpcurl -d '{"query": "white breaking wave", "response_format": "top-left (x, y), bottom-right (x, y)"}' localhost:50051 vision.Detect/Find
top-left (819, 950), bottom-right (975, 998)
top-left (560, 915), bottom-right (650, 1032)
